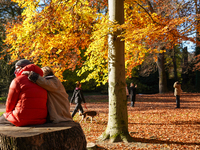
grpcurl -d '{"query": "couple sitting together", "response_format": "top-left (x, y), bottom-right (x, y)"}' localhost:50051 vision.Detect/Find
top-left (0, 59), bottom-right (72, 126)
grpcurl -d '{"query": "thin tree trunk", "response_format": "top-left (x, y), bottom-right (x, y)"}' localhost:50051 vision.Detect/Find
top-left (98, 0), bottom-right (132, 143)
top-left (195, 0), bottom-right (200, 91)
top-left (182, 47), bottom-right (188, 84)
top-left (172, 47), bottom-right (178, 81)
top-left (156, 47), bottom-right (168, 93)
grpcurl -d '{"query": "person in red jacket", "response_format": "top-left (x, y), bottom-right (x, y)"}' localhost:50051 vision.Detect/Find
top-left (0, 59), bottom-right (47, 126)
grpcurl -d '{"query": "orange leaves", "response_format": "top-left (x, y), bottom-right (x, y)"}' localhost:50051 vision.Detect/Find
top-left (5, 0), bottom-right (99, 80)
top-left (4, 0), bottom-right (196, 83)
top-left (76, 93), bottom-right (200, 149)
top-left (121, 0), bottom-right (195, 78)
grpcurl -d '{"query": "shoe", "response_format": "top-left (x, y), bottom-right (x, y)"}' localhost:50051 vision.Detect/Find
top-left (175, 107), bottom-right (180, 108)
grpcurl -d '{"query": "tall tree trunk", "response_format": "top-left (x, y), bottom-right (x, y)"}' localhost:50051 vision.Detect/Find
top-left (98, 0), bottom-right (132, 143)
top-left (172, 47), bottom-right (178, 81)
top-left (195, 0), bottom-right (200, 91)
top-left (156, 47), bottom-right (168, 93)
top-left (182, 47), bottom-right (188, 85)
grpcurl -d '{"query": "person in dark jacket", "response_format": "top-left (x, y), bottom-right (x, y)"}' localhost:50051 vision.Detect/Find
top-left (130, 83), bottom-right (137, 107)
top-left (70, 81), bottom-right (87, 118)
top-left (126, 84), bottom-right (129, 101)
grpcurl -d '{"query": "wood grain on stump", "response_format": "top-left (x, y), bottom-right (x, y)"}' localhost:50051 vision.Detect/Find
top-left (0, 121), bottom-right (86, 150)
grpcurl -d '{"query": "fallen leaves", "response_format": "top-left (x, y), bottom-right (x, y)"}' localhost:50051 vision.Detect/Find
top-left (70, 93), bottom-right (200, 149)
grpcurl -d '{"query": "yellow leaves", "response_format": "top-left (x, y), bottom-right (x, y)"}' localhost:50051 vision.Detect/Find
top-left (75, 15), bottom-right (111, 84)
top-left (5, 0), bottom-right (193, 84)
top-left (5, 0), bottom-right (99, 80)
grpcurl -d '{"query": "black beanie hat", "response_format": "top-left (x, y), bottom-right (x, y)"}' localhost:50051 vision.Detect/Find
top-left (15, 59), bottom-right (32, 68)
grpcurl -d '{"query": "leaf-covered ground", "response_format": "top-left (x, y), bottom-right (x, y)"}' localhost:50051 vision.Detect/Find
top-left (70, 93), bottom-right (200, 150)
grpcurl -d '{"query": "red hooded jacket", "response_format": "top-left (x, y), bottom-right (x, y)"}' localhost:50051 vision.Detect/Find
top-left (3, 64), bottom-right (47, 126)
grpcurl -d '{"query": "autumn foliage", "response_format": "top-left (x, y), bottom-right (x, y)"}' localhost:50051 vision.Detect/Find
top-left (5, 0), bottom-right (99, 79)
top-left (4, 0), bottom-right (196, 82)
top-left (72, 93), bottom-right (200, 149)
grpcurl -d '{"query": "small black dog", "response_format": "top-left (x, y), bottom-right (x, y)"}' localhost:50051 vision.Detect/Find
top-left (80, 111), bottom-right (98, 123)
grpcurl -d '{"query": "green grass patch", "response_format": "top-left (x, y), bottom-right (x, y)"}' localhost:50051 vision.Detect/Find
top-left (0, 112), bottom-right (4, 116)
top-left (0, 97), bottom-right (6, 104)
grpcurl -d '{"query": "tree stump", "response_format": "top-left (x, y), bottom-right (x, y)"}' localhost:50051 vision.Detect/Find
top-left (0, 121), bottom-right (86, 150)
top-left (86, 142), bottom-right (96, 150)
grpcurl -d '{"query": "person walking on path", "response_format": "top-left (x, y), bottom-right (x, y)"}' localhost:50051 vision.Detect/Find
top-left (173, 81), bottom-right (182, 108)
top-left (130, 83), bottom-right (137, 107)
top-left (0, 59), bottom-right (47, 126)
top-left (126, 84), bottom-right (129, 101)
top-left (23, 66), bottom-right (73, 123)
top-left (70, 81), bottom-right (87, 118)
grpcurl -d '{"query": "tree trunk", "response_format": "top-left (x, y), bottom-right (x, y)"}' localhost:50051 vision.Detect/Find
top-left (0, 121), bottom-right (87, 150)
top-left (98, 0), bottom-right (132, 143)
top-left (156, 48), bottom-right (168, 93)
top-left (195, 0), bottom-right (200, 91)
top-left (182, 47), bottom-right (188, 84)
top-left (172, 47), bottom-right (178, 81)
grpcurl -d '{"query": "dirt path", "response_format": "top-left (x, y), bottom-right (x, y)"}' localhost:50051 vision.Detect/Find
top-left (0, 103), bottom-right (5, 112)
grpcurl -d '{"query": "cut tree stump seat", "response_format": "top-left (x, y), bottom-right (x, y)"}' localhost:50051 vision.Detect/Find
top-left (0, 121), bottom-right (87, 150)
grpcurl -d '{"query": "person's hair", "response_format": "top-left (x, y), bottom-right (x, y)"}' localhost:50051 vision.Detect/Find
top-left (76, 81), bottom-right (81, 88)
top-left (15, 59), bottom-right (31, 68)
top-left (41, 66), bottom-right (54, 77)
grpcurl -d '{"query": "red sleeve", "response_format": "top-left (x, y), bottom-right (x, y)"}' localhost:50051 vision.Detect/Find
top-left (21, 64), bottom-right (43, 77)
top-left (6, 79), bottom-right (20, 112)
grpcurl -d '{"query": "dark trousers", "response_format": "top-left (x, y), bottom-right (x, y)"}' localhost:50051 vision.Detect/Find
top-left (176, 95), bottom-right (180, 108)
top-left (71, 103), bottom-right (84, 118)
top-left (127, 95), bottom-right (129, 101)
top-left (130, 95), bottom-right (136, 107)
top-left (0, 115), bottom-right (14, 126)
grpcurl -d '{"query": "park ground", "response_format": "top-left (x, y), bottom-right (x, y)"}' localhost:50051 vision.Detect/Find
top-left (71, 93), bottom-right (200, 150)
top-left (1, 93), bottom-right (200, 149)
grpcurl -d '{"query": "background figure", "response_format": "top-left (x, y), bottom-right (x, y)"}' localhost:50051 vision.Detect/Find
top-left (130, 83), bottom-right (137, 107)
top-left (0, 59), bottom-right (47, 126)
top-left (173, 81), bottom-right (182, 108)
top-left (25, 66), bottom-right (73, 123)
top-left (126, 84), bottom-right (129, 101)
top-left (70, 81), bottom-right (87, 118)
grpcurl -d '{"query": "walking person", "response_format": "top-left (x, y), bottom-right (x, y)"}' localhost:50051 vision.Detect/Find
top-left (126, 84), bottom-right (129, 101)
top-left (173, 81), bottom-right (182, 108)
top-left (70, 81), bottom-right (87, 118)
top-left (130, 83), bottom-right (137, 107)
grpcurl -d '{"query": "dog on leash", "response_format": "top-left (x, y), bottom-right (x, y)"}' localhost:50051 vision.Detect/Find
top-left (80, 111), bottom-right (98, 123)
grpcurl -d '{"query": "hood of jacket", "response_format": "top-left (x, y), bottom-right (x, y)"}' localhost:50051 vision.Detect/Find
top-left (16, 64), bottom-right (43, 78)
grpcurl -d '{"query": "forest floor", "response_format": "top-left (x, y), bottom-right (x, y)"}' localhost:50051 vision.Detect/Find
top-left (70, 93), bottom-right (200, 150)
top-left (1, 93), bottom-right (200, 149)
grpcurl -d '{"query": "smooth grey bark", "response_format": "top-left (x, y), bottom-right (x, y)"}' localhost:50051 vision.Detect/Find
top-left (98, 0), bottom-right (132, 143)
